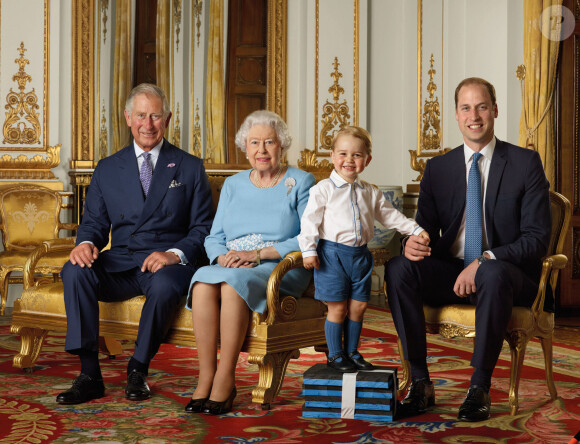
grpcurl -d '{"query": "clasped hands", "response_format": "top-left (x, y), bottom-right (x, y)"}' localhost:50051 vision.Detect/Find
top-left (218, 250), bottom-right (259, 268)
top-left (69, 243), bottom-right (180, 273)
top-left (404, 230), bottom-right (480, 298)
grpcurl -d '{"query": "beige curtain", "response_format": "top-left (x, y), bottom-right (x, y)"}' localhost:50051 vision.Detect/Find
top-left (112, 0), bottom-right (132, 152)
top-left (156, 0), bottom-right (172, 142)
top-left (205, 0), bottom-right (225, 163)
top-left (518, 0), bottom-right (562, 187)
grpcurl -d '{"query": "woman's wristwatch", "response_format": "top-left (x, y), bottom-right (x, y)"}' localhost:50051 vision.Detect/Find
top-left (256, 249), bottom-right (262, 265)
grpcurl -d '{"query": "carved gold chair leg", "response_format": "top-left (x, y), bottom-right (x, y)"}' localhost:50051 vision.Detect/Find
top-left (507, 332), bottom-right (527, 415)
top-left (0, 268), bottom-right (10, 316)
top-left (99, 336), bottom-right (124, 358)
top-left (396, 336), bottom-right (411, 395)
top-left (540, 335), bottom-right (558, 401)
top-left (10, 325), bottom-right (48, 370)
top-left (249, 349), bottom-right (300, 410)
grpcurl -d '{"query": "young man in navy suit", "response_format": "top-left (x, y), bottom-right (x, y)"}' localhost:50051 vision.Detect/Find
top-left (385, 78), bottom-right (551, 421)
top-left (56, 84), bottom-right (213, 405)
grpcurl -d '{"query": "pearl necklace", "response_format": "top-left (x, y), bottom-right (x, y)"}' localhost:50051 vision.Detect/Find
top-left (253, 166), bottom-right (283, 188)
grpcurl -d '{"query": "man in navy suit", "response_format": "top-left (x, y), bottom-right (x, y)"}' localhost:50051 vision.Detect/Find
top-left (385, 78), bottom-right (551, 421)
top-left (56, 84), bottom-right (213, 405)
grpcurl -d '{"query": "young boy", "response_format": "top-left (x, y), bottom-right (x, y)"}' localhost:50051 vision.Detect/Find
top-left (298, 126), bottom-right (430, 373)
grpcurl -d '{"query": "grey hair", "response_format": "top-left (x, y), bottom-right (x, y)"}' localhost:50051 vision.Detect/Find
top-left (125, 83), bottom-right (171, 118)
top-left (234, 110), bottom-right (292, 154)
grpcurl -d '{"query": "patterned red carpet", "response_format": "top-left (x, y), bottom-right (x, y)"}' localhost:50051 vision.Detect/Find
top-left (1, 307), bottom-right (579, 443)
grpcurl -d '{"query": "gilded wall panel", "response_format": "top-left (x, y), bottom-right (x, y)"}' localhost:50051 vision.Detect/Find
top-left (299, 0), bottom-right (359, 175)
top-left (0, 0), bottom-right (62, 183)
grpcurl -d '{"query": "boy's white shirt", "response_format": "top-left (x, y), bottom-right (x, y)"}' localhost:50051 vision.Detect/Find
top-left (298, 170), bottom-right (423, 258)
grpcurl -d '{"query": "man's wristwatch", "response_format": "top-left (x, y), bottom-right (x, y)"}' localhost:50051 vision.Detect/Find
top-left (477, 255), bottom-right (489, 265)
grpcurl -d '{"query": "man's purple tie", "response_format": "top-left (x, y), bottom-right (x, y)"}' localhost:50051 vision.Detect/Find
top-left (140, 152), bottom-right (153, 196)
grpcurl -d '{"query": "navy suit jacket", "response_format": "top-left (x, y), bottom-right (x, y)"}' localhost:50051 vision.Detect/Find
top-left (76, 139), bottom-right (213, 272)
top-left (416, 139), bottom-right (551, 284)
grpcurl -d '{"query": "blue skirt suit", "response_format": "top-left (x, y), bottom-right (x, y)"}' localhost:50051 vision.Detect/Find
top-left (187, 167), bottom-right (315, 313)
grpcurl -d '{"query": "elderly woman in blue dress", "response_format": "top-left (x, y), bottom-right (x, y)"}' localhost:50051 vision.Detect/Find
top-left (185, 110), bottom-right (315, 415)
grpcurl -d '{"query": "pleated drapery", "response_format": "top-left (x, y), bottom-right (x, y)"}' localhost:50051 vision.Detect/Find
top-left (204, 0), bottom-right (225, 163)
top-left (112, 0), bottom-right (132, 152)
top-left (518, 0), bottom-right (562, 187)
top-left (156, 0), bottom-right (173, 142)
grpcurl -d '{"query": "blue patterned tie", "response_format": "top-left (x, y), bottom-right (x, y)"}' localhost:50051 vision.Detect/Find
top-left (464, 152), bottom-right (483, 267)
top-left (140, 152), bottom-right (153, 196)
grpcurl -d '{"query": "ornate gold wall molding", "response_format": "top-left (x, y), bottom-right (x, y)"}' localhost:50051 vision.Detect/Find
top-left (71, 0), bottom-right (96, 170)
top-left (193, 0), bottom-right (202, 47)
top-left (409, 0), bottom-right (449, 183)
top-left (3, 42), bottom-right (41, 146)
top-left (101, 0), bottom-right (109, 43)
top-left (172, 103), bottom-right (181, 147)
top-left (299, 57), bottom-right (349, 176)
top-left (98, 102), bottom-right (108, 160)
top-left (192, 100), bottom-right (202, 157)
top-left (174, 0), bottom-right (182, 52)
top-left (0, 145), bottom-right (60, 179)
top-left (267, 0), bottom-right (287, 120)
top-left (319, 57), bottom-right (350, 151)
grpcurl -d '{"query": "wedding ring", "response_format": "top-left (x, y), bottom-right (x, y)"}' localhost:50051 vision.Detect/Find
top-left (236, 256), bottom-right (240, 260)
top-left (161, 261), bottom-right (166, 267)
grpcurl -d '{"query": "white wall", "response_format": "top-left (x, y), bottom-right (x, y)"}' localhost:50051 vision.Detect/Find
top-left (287, 0), bottom-right (524, 188)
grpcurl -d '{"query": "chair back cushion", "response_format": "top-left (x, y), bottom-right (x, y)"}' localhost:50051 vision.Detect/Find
top-left (0, 185), bottom-right (61, 251)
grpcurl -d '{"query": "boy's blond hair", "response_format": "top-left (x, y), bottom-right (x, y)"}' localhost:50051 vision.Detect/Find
top-left (332, 126), bottom-right (372, 155)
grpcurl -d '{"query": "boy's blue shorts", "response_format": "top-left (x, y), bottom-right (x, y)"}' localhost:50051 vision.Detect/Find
top-left (314, 239), bottom-right (374, 302)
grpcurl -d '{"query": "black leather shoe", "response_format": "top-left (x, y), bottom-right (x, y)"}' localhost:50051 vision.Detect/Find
top-left (185, 397), bottom-right (208, 413)
top-left (348, 351), bottom-right (373, 370)
top-left (398, 378), bottom-right (435, 417)
top-left (327, 352), bottom-right (357, 373)
top-left (457, 385), bottom-right (491, 422)
top-left (202, 387), bottom-right (237, 415)
top-left (56, 374), bottom-right (105, 405)
top-left (125, 369), bottom-right (151, 401)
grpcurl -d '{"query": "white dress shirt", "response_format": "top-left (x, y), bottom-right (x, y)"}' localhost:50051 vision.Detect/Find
top-left (299, 170), bottom-right (423, 258)
top-left (134, 140), bottom-right (162, 170)
top-left (450, 136), bottom-right (496, 260)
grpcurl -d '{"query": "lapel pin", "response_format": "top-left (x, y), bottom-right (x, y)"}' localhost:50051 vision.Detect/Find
top-left (167, 163), bottom-right (176, 168)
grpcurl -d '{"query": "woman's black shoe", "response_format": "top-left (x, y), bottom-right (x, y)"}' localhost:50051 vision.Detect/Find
top-left (202, 387), bottom-right (237, 415)
top-left (185, 397), bottom-right (208, 413)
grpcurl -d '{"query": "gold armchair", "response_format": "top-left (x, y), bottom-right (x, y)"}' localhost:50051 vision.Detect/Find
top-left (0, 184), bottom-right (77, 315)
top-left (390, 190), bottom-right (571, 415)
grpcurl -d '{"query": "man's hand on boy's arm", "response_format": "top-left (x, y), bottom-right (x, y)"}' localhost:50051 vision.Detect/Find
top-left (303, 256), bottom-right (320, 270)
top-left (403, 231), bottom-right (431, 262)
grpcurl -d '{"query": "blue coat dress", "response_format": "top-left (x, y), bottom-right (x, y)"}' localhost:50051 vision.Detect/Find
top-left (188, 167), bottom-right (315, 313)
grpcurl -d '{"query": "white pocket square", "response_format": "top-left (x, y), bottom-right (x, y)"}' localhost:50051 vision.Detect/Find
top-left (169, 180), bottom-right (183, 188)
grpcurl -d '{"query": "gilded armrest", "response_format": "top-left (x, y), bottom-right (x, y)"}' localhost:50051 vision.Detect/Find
top-left (262, 251), bottom-right (304, 326)
top-left (59, 222), bottom-right (79, 232)
top-left (530, 253), bottom-right (568, 316)
top-left (23, 237), bottom-right (76, 290)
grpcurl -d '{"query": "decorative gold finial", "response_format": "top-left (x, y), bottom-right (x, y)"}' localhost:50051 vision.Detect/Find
top-left (409, 54), bottom-right (449, 182)
top-left (516, 64), bottom-right (526, 81)
top-left (174, 0), bottom-right (182, 52)
top-left (99, 101), bottom-right (108, 160)
top-left (421, 54), bottom-right (441, 151)
top-left (173, 103), bottom-right (181, 147)
top-left (319, 57), bottom-right (351, 152)
top-left (3, 42), bottom-right (41, 145)
top-left (194, 0), bottom-right (203, 47)
top-left (101, 0), bottom-right (109, 43)
top-left (298, 57), bottom-right (349, 179)
top-left (193, 100), bottom-right (202, 157)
